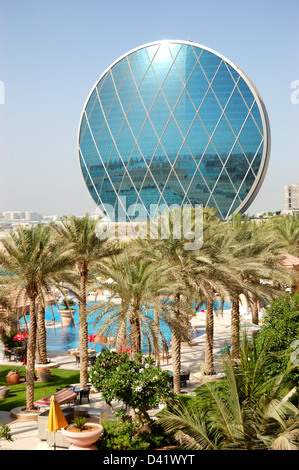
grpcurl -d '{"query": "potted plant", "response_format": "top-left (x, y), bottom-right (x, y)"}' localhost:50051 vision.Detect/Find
top-left (58, 297), bottom-right (76, 326)
top-left (61, 417), bottom-right (104, 450)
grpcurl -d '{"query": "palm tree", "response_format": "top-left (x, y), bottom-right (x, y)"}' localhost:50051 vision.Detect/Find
top-left (216, 214), bottom-right (294, 358)
top-left (90, 247), bottom-right (183, 358)
top-left (139, 208), bottom-right (199, 393)
top-left (51, 214), bottom-right (118, 387)
top-left (269, 214), bottom-right (299, 256)
top-left (0, 224), bottom-right (73, 410)
top-left (158, 335), bottom-right (299, 450)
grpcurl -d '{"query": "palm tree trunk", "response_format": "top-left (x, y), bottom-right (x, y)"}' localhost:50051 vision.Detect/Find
top-left (231, 296), bottom-right (240, 359)
top-left (172, 293), bottom-right (181, 394)
top-left (130, 303), bottom-right (141, 355)
top-left (250, 294), bottom-right (259, 325)
top-left (153, 308), bottom-right (160, 366)
top-left (26, 297), bottom-right (37, 410)
top-left (36, 301), bottom-right (47, 364)
top-left (204, 297), bottom-right (215, 376)
top-left (116, 301), bottom-right (127, 352)
top-left (78, 265), bottom-right (88, 387)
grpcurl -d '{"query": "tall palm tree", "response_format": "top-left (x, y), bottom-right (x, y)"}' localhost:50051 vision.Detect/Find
top-left (51, 214), bottom-right (118, 387)
top-left (269, 214), bottom-right (299, 256)
top-left (90, 247), bottom-right (183, 358)
top-left (0, 224), bottom-right (73, 410)
top-left (215, 214), bottom-right (294, 358)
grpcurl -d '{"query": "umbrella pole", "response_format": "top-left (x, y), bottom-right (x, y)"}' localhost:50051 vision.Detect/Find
top-left (54, 430), bottom-right (56, 450)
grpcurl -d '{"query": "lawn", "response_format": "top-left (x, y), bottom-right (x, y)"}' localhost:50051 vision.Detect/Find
top-left (0, 366), bottom-right (80, 411)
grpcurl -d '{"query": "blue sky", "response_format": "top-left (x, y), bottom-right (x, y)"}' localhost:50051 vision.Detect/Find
top-left (0, 0), bottom-right (298, 216)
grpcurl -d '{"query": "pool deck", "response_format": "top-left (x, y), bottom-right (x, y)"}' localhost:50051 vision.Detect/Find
top-left (0, 309), bottom-right (258, 450)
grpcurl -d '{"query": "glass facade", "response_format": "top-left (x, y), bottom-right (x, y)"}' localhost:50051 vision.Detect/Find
top-left (78, 40), bottom-right (270, 221)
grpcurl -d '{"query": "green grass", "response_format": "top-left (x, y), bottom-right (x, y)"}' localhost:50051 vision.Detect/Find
top-left (0, 366), bottom-right (80, 411)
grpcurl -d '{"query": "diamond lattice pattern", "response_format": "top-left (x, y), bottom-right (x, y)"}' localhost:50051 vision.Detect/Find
top-left (79, 41), bottom-right (265, 220)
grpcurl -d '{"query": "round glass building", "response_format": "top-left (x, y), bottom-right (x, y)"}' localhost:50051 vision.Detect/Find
top-left (78, 40), bottom-right (270, 221)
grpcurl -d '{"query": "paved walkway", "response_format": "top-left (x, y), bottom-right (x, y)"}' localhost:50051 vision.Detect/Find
top-left (0, 309), bottom-right (254, 450)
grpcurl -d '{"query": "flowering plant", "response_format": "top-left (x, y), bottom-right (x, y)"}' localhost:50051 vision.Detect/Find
top-left (89, 349), bottom-right (172, 423)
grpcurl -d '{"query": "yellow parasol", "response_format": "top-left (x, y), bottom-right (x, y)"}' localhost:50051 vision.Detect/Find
top-left (47, 395), bottom-right (68, 449)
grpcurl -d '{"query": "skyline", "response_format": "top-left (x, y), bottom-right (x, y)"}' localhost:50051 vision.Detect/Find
top-left (0, 0), bottom-right (298, 217)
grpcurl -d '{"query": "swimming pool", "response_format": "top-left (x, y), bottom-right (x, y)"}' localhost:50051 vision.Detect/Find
top-left (20, 299), bottom-right (229, 352)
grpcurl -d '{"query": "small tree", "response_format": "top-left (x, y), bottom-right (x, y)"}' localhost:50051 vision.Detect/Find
top-left (89, 349), bottom-right (172, 424)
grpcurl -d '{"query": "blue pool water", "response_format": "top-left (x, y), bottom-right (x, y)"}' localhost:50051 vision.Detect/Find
top-left (20, 299), bottom-right (230, 352)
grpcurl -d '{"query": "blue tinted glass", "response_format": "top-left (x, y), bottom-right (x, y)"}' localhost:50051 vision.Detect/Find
top-left (161, 118), bottom-right (183, 163)
top-left (199, 50), bottom-right (221, 83)
top-left (212, 116), bottom-right (236, 160)
top-left (175, 44), bottom-right (197, 82)
top-left (79, 125), bottom-right (95, 168)
top-left (238, 114), bottom-right (263, 155)
top-left (146, 44), bottom-right (159, 61)
top-left (111, 58), bottom-right (130, 90)
top-left (98, 72), bottom-right (116, 116)
top-left (185, 117), bottom-right (209, 162)
top-left (162, 64), bottom-right (183, 111)
top-left (150, 91), bottom-right (171, 137)
top-left (115, 121), bottom-right (136, 165)
top-left (251, 143), bottom-right (263, 176)
top-left (199, 89), bottom-right (222, 135)
top-left (250, 102), bottom-right (263, 133)
top-left (225, 63), bottom-right (240, 83)
top-left (225, 88), bottom-right (249, 135)
top-left (168, 42), bottom-right (182, 59)
top-left (200, 144), bottom-right (223, 190)
top-left (97, 122), bottom-right (114, 167)
top-left (151, 43), bottom-right (173, 85)
top-left (88, 99), bottom-right (105, 142)
top-left (237, 78), bottom-right (255, 109)
top-left (186, 63), bottom-right (209, 109)
top-left (212, 171), bottom-right (237, 218)
top-left (192, 45), bottom-right (203, 59)
top-left (174, 149), bottom-right (197, 192)
top-left (100, 177), bottom-right (118, 207)
top-left (227, 197), bottom-right (242, 217)
top-left (126, 94), bottom-right (147, 138)
top-left (85, 88), bottom-right (98, 120)
top-left (138, 67), bottom-right (159, 111)
top-left (174, 89), bottom-right (196, 137)
top-left (138, 172), bottom-right (162, 209)
top-left (238, 169), bottom-right (255, 200)
top-left (137, 118), bottom-right (159, 160)
top-left (106, 96), bottom-right (125, 140)
top-left (225, 144), bottom-right (250, 191)
top-left (130, 49), bottom-right (150, 87)
top-left (79, 113), bottom-right (87, 144)
top-left (117, 68), bottom-right (137, 114)
top-left (187, 170), bottom-right (210, 205)
top-left (212, 62), bottom-right (235, 109)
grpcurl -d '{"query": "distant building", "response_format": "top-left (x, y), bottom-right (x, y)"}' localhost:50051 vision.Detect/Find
top-left (283, 184), bottom-right (299, 214)
top-left (2, 211), bottom-right (25, 220)
top-left (25, 211), bottom-right (42, 221)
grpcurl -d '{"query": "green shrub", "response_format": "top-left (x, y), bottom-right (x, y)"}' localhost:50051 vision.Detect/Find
top-left (89, 349), bottom-right (172, 423)
top-left (97, 419), bottom-right (174, 450)
top-left (256, 292), bottom-right (299, 384)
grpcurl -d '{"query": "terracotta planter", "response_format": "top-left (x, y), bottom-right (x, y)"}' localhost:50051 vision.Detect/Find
top-left (61, 423), bottom-right (104, 450)
top-left (6, 370), bottom-right (20, 385)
